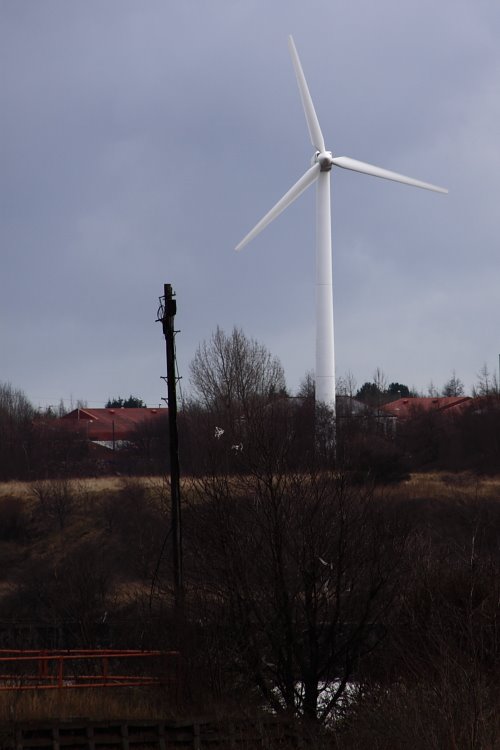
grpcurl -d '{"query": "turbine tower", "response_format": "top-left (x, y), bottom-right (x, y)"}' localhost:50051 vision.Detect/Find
top-left (236, 36), bottom-right (447, 412)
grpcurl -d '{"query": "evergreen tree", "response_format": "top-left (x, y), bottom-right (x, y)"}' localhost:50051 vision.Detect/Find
top-left (106, 395), bottom-right (146, 408)
top-left (387, 382), bottom-right (410, 398)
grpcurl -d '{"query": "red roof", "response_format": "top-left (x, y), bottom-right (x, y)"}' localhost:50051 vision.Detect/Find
top-left (59, 407), bottom-right (168, 441)
top-left (380, 396), bottom-right (471, 419)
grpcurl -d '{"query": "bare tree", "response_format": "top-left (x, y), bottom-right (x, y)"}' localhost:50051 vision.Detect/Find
top-left (337, 370), bottom-right (357, 399)
top-left (0, 382), bottom-right (34, 480)
top-left (427, 381), bottom-right (439, 397)
top-left (187, 466), bottom-right (404, 722)
top-left (31, 478), bottom-right (75, 530)
top-left (474, 363), bottom-right (492, 397)
top-left (373, 367), bottom-right (388, 396)
top-left (297, 371), bottom-right (315, 400)
top-left (189, 326), bottom-right (286, 428)
top-left (56, 399), bottom-right (67, 417)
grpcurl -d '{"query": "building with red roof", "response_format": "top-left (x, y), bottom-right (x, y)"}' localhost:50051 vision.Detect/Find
top-left (380, 396), bottom-right (472, 420)
top-left (59, 407), bottom-right (168, 444)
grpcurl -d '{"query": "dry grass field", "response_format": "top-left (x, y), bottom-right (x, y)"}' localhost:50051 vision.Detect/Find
top-left (379, 470), bottom-right (500, 502)
top-left (0, 687), bottom-right (176, 723)
top-left (0, 476), bottom-right (151, 501)
top-left (2, 470), bottom-right (500, 502)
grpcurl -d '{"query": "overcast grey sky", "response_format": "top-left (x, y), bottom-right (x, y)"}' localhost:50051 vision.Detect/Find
top-left (1, 1), bottom-right (499, 408)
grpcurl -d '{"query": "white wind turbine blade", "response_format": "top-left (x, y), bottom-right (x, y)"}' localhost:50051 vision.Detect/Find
top-left (235, 163), bottom-right (320, 251)
top-left (331, 156), bottom-right (448, 194)
top-left (288, 35), bottom-right (325, 153)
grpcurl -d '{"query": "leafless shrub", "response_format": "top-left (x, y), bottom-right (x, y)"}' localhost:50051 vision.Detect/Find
top-left (11, 539), bottom-right (115, 647)
top-left (99, 479), bottom-right (167, 580)
top-left (31, 478), bottom-right (75, 530)
top-left (344, 493), bottom-right (500, 750)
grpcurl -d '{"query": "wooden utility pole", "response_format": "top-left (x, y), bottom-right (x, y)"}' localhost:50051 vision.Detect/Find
top-left (157, 283), bottom-right (183, 610)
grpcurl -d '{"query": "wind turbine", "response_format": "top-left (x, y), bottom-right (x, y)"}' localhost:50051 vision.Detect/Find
top-left (235, 35), bottom-right (447, 412)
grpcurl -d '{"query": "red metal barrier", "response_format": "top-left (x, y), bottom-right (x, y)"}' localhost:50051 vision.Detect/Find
top-left (0, 649), bottom-right (180, 690)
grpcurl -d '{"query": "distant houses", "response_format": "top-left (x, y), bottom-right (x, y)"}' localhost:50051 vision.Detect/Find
top-left (377, 396), bottom-right (472, 434)
top-left (380, 396), bottom-right (472, 420)
top-left (53, 399), bottom-right (475, 448)
top-left (57, 407), bottom-right (168, 449)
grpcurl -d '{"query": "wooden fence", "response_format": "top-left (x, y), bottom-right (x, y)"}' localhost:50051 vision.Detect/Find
top-left (0, 717), bottom-right (313, 749)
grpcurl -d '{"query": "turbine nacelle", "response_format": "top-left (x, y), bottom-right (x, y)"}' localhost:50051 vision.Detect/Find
top-left (314, 150), bottom-right (333, 172)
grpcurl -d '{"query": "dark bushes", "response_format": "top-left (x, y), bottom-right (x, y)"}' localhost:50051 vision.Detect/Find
top-left (0, 497), bottom-right (28, 541)
top-left (398, 397), bottom-right (500, 474)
